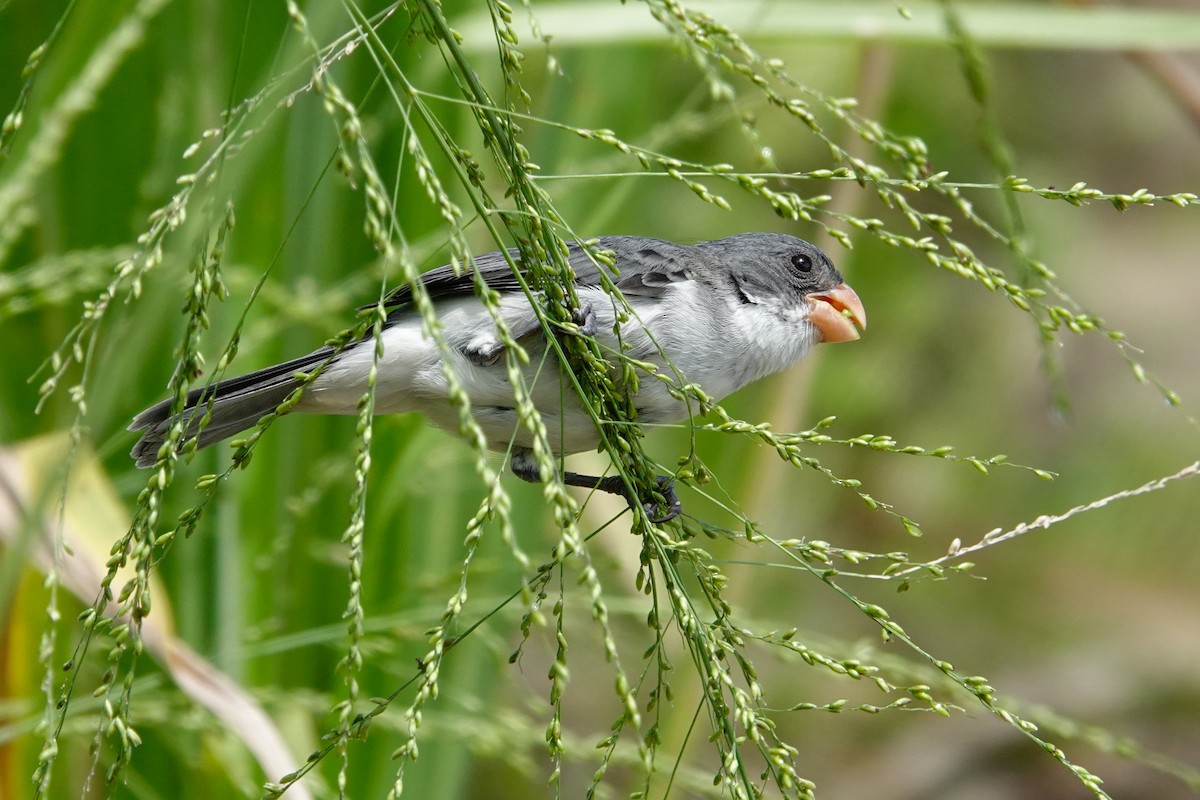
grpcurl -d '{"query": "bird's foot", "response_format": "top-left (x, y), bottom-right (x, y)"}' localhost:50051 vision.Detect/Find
top-left (463, 302), bottom-right (593, 366)
top-left (569, 301), bottom-right (597, 337)
top-left (594, 474), bottom-right (682, 523)
top-left (464, 339), bottom-right (504, 367)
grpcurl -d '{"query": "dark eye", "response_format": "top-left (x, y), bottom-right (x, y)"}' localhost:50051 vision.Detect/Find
top-left (791, 253), bottom-right (813, 273)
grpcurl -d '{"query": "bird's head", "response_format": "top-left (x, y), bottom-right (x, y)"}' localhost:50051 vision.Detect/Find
top-left (700, 232), bottom-right (867, 345)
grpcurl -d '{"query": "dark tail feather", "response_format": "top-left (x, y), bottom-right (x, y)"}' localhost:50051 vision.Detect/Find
top-left (129, 347), bottom-right (335, 468)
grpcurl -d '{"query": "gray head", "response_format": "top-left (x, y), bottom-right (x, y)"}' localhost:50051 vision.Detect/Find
top-left (697, 232), bottom-right (866, 343)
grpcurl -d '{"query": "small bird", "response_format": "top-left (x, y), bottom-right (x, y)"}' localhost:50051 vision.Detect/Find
top-left (130, 232), bottom-right (865, 520)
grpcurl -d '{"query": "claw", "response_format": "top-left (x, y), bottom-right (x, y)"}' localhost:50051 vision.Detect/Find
top-left (571, 301), bottom-right (597, 337)
top-left (464, 341), bottom-right (504, 366)
top-left (644, 476), bottom-right (682, 523)
top-left (595, 474), bottom-right (681, 523)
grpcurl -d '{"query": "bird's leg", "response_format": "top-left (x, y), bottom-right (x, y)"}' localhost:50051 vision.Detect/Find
top-left (563, 472), bottom-right (682, 524)
top-left (510, 447), bottom-right (681, 523)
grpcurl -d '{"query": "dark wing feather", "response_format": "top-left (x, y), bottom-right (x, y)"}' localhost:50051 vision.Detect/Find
top-left (367, 236), bottom-right (697, 319)
top-left (609, 239), bottom-right (697, 298)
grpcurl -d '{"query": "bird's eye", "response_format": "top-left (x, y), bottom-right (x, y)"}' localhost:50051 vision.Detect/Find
top-left (791, 253), bottom-right (813, 273)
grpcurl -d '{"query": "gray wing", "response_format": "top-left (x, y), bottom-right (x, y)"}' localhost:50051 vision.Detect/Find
top-left (371, 236), bottom-right (699, 321)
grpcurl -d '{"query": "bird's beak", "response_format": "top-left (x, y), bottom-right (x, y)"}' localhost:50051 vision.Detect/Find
top-left (806, 283), bottom-right (867, 344)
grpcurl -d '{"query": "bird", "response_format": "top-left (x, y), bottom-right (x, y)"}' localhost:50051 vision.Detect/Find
top-left (129, 232), bottom-right (866, 520)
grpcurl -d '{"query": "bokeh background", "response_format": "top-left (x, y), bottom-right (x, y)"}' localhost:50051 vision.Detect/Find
top-left (2, 1), bottom-right (1199, 798)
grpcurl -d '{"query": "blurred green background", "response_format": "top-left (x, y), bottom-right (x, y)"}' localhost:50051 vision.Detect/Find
top-left (1, 1), bottom-right (1199, 798)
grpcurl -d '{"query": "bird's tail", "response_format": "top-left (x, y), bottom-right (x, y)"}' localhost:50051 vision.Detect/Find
top-left (129, 348), bottom-right (335, 468)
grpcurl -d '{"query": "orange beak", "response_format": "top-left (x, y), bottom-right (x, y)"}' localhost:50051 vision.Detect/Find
top-left (806, 283), bottom-right (867, 344)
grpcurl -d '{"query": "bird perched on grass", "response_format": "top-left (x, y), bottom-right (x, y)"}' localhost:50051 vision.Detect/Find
top-left (130, 232), bottom-right (865, 520)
